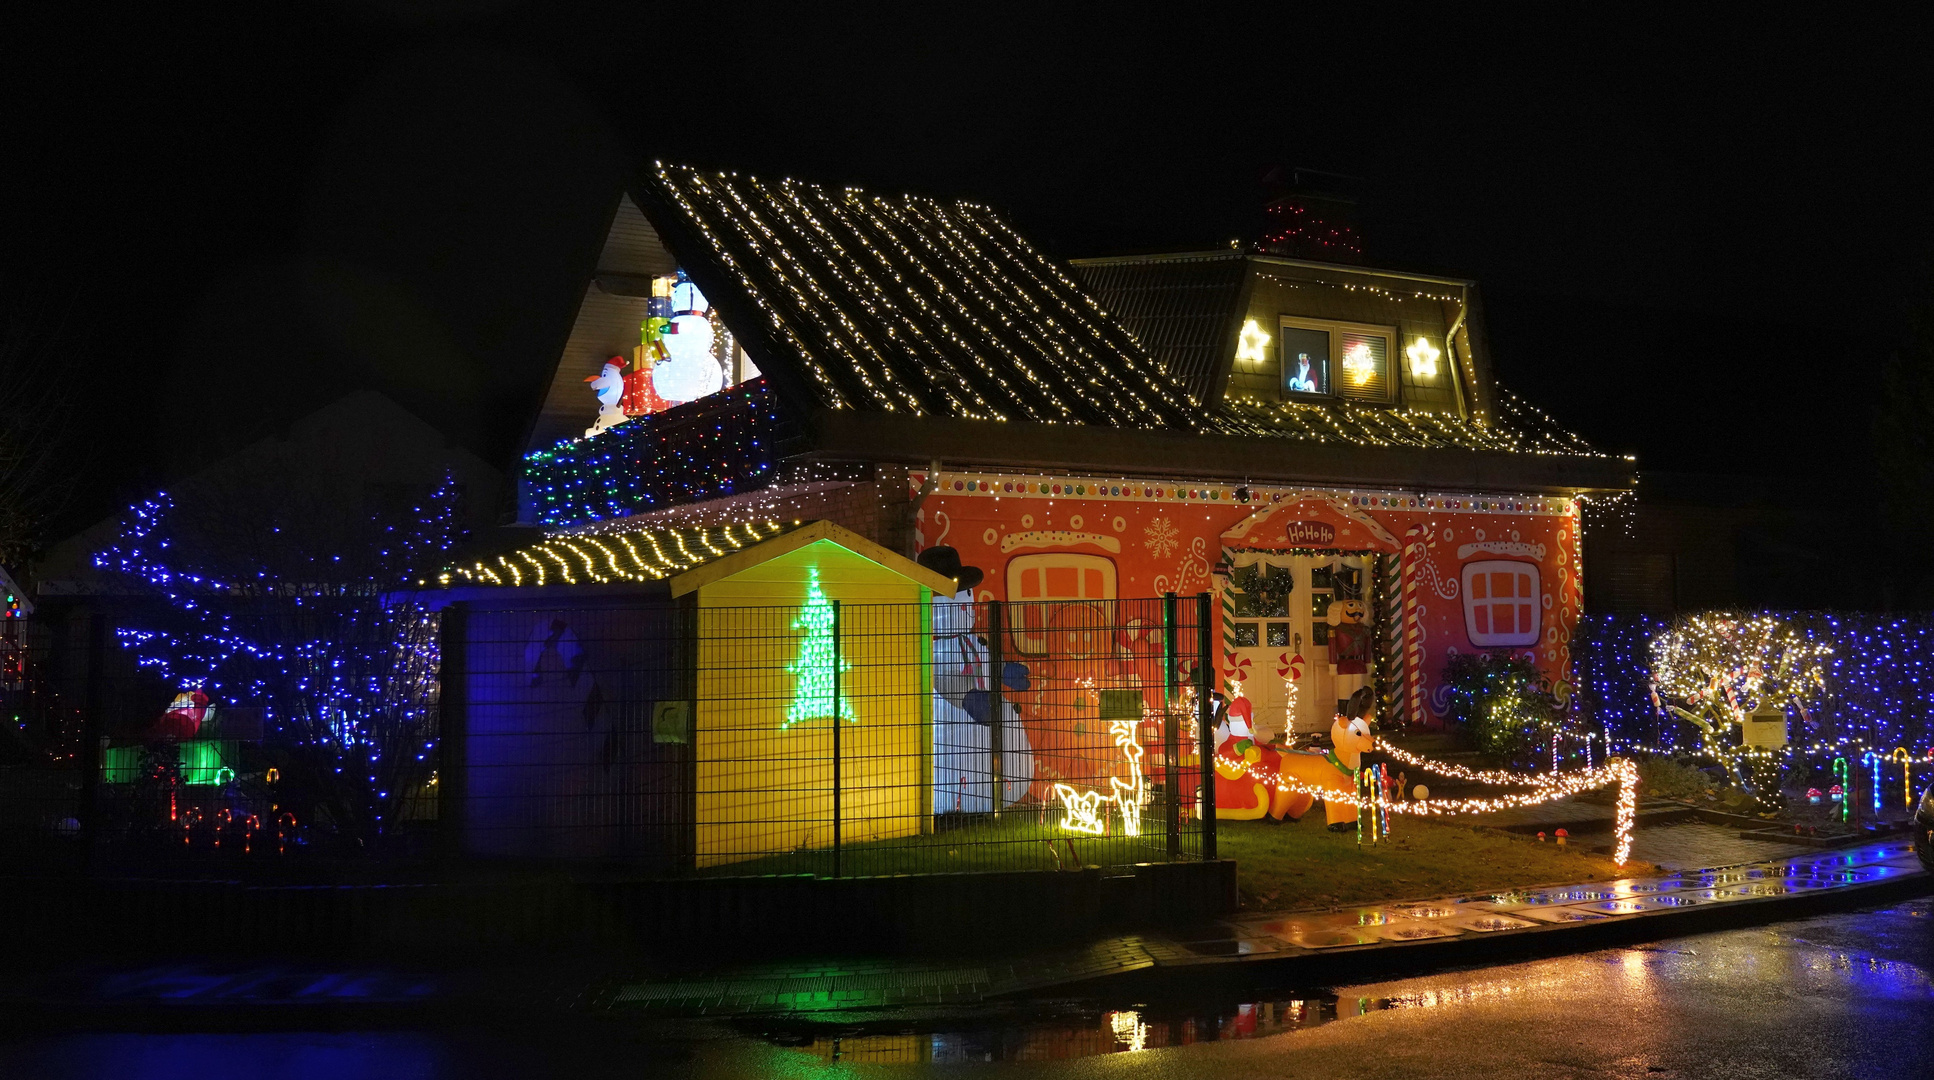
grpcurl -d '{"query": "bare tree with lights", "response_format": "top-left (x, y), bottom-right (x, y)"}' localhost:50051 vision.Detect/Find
top-left (93, 442), bottom-right (464, 851)
top-left (1649, 613), bottom-right (1830, 800)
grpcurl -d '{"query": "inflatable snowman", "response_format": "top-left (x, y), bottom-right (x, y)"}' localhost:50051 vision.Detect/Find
top-left (921, 546), bottom-right (1034, 814)
top-left (583, 359), bottom-right (628, 437)
top-left (651, 275), bottom-right (724, 404)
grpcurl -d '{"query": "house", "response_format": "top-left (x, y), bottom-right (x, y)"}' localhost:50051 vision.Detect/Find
top-left (510, 164), bottom-right (1632, 752)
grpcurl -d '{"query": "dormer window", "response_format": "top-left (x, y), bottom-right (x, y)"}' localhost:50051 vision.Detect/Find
top-left (1278, 316), bottom-right (1397, 404)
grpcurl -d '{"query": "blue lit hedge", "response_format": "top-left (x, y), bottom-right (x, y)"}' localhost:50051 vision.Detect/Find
top-left (520, 379), bottom-right (793, 528)
top-left (1573, 612), bottom-right (1934, 755)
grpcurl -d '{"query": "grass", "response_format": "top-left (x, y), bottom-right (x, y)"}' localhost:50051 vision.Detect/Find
top-left (1219, 812), bottom-right (1647, 912)
top-left (693, 813), bottom-right (1173, 878)
top-left (697, 809), bottom-right (1647, 916)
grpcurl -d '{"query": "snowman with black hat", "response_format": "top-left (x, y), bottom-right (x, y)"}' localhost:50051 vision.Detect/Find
top-left (919, 545), bottom-right (1034, 814)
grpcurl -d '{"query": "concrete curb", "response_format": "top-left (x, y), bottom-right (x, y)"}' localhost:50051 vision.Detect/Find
top-left (1037, 855), bottom-right (1931, 1000)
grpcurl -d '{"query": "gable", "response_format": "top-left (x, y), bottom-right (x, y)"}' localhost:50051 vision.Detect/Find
top-left (1221, 494), bottom-right (1401, 553)
top-left (524, 196), bottom-right (682, 453)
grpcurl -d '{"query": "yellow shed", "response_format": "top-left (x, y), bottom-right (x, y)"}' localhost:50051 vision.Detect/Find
top-left (442, 519), bottom-right (954, 869)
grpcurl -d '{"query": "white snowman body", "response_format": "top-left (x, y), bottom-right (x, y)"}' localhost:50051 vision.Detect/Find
top-left (652, 279), bottom-right (724, 403)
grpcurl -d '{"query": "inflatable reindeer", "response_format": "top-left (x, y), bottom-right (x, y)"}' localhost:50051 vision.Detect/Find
top-left (1278, 686), bottom-right (1380, 830)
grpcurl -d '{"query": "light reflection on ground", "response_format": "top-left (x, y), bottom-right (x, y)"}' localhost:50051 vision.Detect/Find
top-left (2, 900), bottom-right (1931, 1078)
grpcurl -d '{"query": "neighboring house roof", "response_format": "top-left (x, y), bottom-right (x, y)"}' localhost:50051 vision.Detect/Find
top-left (633, 164), bottom-right (1207, 432)
top-left (439, 518), bottom-right (954, 597)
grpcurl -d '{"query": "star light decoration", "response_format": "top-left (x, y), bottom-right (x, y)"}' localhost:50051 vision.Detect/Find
top-left (1235, 318), bottom-right (1270, 365)
top-left (1405, 336), bottom-right (1441, 379)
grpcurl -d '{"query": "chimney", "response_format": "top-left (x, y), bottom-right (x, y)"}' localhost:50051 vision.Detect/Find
top-left (1259, 167), bottom-right (1363, 265)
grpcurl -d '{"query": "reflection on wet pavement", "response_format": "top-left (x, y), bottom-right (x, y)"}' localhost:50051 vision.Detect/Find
top-left (769, 896), bottom-right (1934, 1072)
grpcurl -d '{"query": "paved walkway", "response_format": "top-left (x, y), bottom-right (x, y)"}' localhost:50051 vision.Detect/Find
top-left (600, 839), bottom-right (1927, 1017)
top-left (1573, 821), bottom-right (1817, 871)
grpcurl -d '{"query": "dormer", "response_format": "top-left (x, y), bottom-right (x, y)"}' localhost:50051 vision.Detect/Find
top-left (1069, 252), bottom-right (1495, 424)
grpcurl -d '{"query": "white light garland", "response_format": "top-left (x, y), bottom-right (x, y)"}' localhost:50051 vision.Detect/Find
top-left (1245, 747), bottom-right (1640, 865)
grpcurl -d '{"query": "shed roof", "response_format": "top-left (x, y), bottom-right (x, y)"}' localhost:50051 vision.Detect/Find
top-left (440, 518), bottom-right (955, 597)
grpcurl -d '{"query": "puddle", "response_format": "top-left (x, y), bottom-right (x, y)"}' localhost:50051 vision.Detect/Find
top-left (763, 996), bottom-right (1359, 1063)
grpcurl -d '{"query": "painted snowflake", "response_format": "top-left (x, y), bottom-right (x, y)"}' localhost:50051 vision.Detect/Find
top-left (1143, 516), bottom-right (1180, 559)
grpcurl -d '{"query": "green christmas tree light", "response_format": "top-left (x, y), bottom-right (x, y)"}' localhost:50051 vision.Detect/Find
top-left (784, 567), bottom-right (855, 729)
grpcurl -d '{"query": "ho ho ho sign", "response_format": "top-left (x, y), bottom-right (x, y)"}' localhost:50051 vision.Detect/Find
top-left (1282, 521), bottom-right (1336, 546)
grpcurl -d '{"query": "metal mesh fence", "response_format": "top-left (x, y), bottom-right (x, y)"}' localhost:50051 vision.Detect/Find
top-left (1, 594), bottom-right (1218, 879)
top-left (454, 594), bottom-right (1216, 875)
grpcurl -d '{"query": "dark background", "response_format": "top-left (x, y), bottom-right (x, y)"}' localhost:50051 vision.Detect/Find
top-left (6, 4), bottom-right (1931, 578)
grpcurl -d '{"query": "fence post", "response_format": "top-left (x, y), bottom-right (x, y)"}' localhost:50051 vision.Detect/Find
top-left (437, 602), bottom-right (468, 863)
top-left (1162, 594), bottom-right (1180, 861)
top-left (987, 600), bottom-right (1004, 819)
top-left (831, 598), bottom-right (841, 879)
top-left (1196, 592), bottom-right (1217, 861)
top-left (77, 613), bottom-right (107, 869)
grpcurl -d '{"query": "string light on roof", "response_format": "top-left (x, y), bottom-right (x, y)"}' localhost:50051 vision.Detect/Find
top-left (446, 521), bottom-right (789, 588)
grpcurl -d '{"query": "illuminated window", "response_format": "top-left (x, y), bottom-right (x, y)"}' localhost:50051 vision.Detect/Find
top-left (1462, 560), bottom-right (1541, 647)
top-left (1277, 316), bottom-right (1397, 404)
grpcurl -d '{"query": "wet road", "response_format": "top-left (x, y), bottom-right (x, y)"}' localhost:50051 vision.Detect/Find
top-left (4, 899), bottom-right (1931, 1079)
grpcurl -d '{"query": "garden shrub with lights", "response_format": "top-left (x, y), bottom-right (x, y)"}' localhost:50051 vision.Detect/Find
top-left (93, 456), bottom-right (462, 856)
top-left (1438, 651), bottom-right (1566, 762)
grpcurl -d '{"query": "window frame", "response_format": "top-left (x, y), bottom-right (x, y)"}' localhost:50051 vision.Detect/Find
top-left (1277, 315), bottom-right (1400, 405)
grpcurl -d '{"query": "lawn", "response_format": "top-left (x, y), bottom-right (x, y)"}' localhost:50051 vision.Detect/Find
top-left (697, 808), bottom-right (1647, 914)
top-left (1219, 812), bottom-right (1647, 912)
top-left (693, 813), bottom-right (1173, 878)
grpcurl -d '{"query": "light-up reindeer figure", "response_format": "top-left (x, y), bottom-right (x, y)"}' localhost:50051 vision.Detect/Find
top-left (1053, 707), bottom-right (1149, 837)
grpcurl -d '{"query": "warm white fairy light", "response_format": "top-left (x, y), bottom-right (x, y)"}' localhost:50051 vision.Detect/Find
top-left (1053, 714), bottom-right (1148, 837)
top-left (1253, 746), bottom-right (1641, 865)
top-left (447, 520), bottom-right (788, 587)
top-left (653, 164), bottom-right (1201, 432)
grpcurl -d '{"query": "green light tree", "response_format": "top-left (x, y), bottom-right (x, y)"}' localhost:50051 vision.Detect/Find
top-left (784, 568), bottom-right (855, 728)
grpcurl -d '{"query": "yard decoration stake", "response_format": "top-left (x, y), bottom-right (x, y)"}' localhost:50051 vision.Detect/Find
top-left (784, 568), bottom-right (855, 728)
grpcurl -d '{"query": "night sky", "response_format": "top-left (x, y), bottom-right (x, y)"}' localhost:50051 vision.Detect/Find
top-left (7, 4), bottom-right (1931, 536)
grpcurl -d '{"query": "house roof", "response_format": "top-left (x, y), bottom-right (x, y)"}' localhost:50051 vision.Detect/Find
top-left (517, 166), bottom-right (1629, 522)
top-left (1213, 388), bottom-right (1605, 456)
top-left (632, 164), bottom-right (1208, 432)
top-left (439, 518), bottom-right (955, 597)
top-left (1065, 254), bottom-right (1249, 407)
